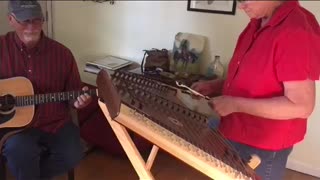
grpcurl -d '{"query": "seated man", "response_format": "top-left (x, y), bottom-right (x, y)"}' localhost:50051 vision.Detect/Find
top-left (0, 1), bottom-right (92, 179)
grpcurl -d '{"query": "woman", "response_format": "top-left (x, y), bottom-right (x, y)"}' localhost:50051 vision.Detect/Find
top-left (192, 1), bottom-right (320, 179)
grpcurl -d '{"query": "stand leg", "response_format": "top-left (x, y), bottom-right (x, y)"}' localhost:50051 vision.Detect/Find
top-left (146, 145), bottom-right (159, 170)
top-left (109, 120), bottom-right (155, 180)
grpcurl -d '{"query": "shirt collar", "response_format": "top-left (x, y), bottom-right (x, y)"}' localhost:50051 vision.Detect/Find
top-left (267, 0), bottom-right (299, 27)
top-left (248, 1), bottom-right (299, 29)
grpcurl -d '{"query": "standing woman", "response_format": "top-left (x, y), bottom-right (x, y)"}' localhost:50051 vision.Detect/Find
top-left (192, 1), bottom-right (320, 179)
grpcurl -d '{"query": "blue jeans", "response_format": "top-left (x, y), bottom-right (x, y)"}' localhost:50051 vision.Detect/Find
top-left (2, 121), bottom-right (84, 180)
top-left (208, 119), bottom-right (293, 180)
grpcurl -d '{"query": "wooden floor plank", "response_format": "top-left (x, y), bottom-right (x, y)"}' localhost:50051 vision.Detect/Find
top-left (5, 149), bottom-right (320, 180)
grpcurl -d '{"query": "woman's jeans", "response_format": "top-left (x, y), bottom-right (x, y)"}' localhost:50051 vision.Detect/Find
top-left (208, 118), bottom-right (293, 180)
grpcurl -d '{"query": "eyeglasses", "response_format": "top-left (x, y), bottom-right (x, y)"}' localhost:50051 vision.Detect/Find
top-left (11, 14), bottom-right (44, 26)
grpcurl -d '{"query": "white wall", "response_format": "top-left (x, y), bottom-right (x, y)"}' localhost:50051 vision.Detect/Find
top-left (52, 1), bottom-right (320, 177)
top-left (0, 1), bottom-right (13, 35)
top-left (52, 1), bottom-right (249, 73)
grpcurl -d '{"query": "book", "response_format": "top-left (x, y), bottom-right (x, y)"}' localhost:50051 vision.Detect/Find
top-left (84, 64), bottom-right (101, 74)
top-left (86, 55), bottom-right (133, 71)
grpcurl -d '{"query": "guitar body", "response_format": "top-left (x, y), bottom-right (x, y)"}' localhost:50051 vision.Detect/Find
top-left (0, 76), bottom-right (99, 149)
top-left (0, 77), bottom-right (35, 149)
top-left (0, 77), bottom-right (35, 129)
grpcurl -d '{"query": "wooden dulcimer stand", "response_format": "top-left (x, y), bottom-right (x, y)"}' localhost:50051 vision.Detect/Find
top-left (98, 100), bottom-right (157, 180)
top-left (96, 70), bottom-right (261, 180)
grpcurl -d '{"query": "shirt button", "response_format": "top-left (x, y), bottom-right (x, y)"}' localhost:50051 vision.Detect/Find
top-left (28, 55), bottom-right (31, 58)
top-left (28, 69), bottom-right (32, 73)
top-left (237, 61), bottom-right (240, 65)
top-left (20, 48), bottom-right (23, 52)
top-left (227, 83), bottom-right (230, 87)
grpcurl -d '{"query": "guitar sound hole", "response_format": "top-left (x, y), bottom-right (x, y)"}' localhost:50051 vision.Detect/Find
top-left (0, 94), bottom-right (15, 125)
top-left (0, 94), bottom-right (15, 113)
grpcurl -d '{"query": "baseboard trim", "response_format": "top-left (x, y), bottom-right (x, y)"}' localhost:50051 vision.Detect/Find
top-left (286, 158), bottom-right (320, 178)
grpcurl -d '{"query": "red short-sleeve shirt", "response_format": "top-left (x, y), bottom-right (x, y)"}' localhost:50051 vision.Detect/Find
top-left (219, 1), bottom-right (320, 150)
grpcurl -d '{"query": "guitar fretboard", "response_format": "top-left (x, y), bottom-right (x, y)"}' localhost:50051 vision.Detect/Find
top-left (15, 89), bottom-right (97, 107)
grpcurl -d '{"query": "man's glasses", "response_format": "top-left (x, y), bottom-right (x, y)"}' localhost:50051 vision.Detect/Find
top-left (11, 14), bottom-right (44, 26)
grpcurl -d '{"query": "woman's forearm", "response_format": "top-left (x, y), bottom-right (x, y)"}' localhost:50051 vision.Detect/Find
top-left (234, 96), bottom-right (314, 119)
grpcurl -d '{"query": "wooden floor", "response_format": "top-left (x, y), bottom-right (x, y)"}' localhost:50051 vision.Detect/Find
top-left (5, 148), bottom-right (320, 180)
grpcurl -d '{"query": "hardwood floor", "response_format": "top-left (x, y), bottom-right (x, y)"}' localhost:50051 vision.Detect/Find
top-left (5, 149), bottom-right (320, 180)
top-left (59, 149), bottom-right (320, 180)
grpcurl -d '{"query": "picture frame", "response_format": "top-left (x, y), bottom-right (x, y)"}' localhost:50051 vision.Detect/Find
top-left (187, 0), bottom-right (237, 15)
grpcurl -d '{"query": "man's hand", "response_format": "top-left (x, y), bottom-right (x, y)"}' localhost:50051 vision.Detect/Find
top-left (209, 95), bottom-right (238, 116)
top-left (73, 86), bottom-right (92, 109)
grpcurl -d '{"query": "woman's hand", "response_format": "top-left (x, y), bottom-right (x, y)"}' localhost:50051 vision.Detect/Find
top-left (208, 95), bottom-right (239, 116)
top-left (191, 79), bottom-right (224, 97)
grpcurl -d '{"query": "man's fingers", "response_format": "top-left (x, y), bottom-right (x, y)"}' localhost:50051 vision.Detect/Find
top-left (77, 96), bottom-right (83, 104)
top-left (82, 86), bottom-right (89, 91)
top-left (74, 100), bottom-right (80, 108)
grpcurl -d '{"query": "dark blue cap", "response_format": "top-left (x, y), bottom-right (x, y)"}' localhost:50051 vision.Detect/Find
top-left (8, 0), bottom-right (43, 22)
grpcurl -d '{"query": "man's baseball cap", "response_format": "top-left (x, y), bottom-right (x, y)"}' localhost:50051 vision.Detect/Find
top-left (8, 0), bottom-right (44, 22)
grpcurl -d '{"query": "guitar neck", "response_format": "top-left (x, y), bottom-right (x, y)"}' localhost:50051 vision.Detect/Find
top-left (15, 89), bottom-right (98, 107)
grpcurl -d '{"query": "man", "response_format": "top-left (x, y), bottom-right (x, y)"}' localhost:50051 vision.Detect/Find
top-left (192, 0), bottom-right (320, 179)
top-left (0, 1), bottom-right (92, 179)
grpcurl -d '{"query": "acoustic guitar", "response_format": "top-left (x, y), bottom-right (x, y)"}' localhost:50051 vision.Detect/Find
top-left (0, 76), bottom-right (98, 148)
